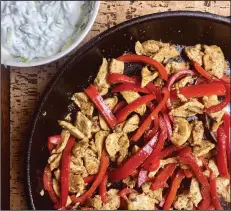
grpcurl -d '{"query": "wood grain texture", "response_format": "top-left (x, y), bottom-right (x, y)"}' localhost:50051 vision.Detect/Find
top-left (1, 65), bottom-right (10, 210)
top-left (9, 1), bottom-right (230, 209)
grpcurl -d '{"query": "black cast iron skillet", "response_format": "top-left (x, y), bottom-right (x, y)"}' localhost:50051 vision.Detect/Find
top-left (27, 11), bottom-right (231, 210)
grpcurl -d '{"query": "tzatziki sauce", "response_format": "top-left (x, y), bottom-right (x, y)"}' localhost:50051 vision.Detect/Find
top-left (1, 1), bottom-right (86, 61)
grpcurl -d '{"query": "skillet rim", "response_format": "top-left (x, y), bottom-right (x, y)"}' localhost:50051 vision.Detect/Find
top-left (26, 11), bottom-right (230, 210)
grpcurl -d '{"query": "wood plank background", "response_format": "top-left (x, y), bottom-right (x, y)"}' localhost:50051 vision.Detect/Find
top-left (8, 1), bottom-right (230, 209)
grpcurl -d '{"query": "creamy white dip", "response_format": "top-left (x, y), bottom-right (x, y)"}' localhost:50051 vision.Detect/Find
top-left (1, 1), bottom-right (85, 61)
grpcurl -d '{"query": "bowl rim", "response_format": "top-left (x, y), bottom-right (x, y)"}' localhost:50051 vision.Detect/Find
top-left (1, 1), bottom-right (100, 68)
top-left (26, 11), bottom-right (230, 210)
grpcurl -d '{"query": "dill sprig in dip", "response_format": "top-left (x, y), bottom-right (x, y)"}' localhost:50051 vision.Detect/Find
top-left (1, 1), bottom-right (88, 62)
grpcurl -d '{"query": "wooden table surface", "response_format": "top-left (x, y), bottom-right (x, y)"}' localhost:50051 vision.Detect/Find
top-left (1, 1), bottom-right (230, 210)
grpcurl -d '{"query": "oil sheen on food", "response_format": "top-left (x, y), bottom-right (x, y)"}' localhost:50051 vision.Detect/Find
top-left (1, 1), bottom-right (85, 61)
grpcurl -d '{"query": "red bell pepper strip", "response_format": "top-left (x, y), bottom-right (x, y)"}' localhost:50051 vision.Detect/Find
top-left (71, 150), bottom-right (109, 203)
top-left (178, 147), bottom-right (211, 209)
top-left (170, 82), bottom-right (226, 102)
top-left (200, 157), bottom-right (223, 210)
top-left (137, 169), bottom-right (148, 187)
top-left (146, 114), bottom-right (159, 140)
top-left (83, 175), bottom-right (96, 184)
top-left (85, 84), bottom-right (117, 129)
top-left (163, 169), bottom-right (185, 210)
top-left (204, 83), bottom-right (230, 113)
top-left (183, 169), bottom-right (193, 178)
top-left (107, 73), bottom-right (138, 85)
top-left (194, 61), bottom-right (230, 84)
top-left (160, 145), bottom-right (178, 159)
top-left (223, 112), bottom-right (230, 169)
top-left (142, 115), bottom-right (168, 171)
top-left (132, 87), bottom-right (170, 142)
top-left (208, 205), bottom-right (215, 210)
top-left (60, 137), bottom-right (75, 207)
top-left (216, 125), bottom-right (229, 178)
top-left (99, 174), bottom-right (108, 203)
top-left (193, 61), bottom-right (217, 81)
top-left (47, 135), bottom-right (62, 151)
top-left (117, 54), bottom-right (168, 81)
top-left (112, 101), bottom-right (127, 113)
top-left (178, 147), bottom-right (209, 186)
top-left (115, 94), bottom-right (155, 123)
top-left (150, 163), bottom-right (177, 190)
top-left (146, 82), bottom-right (162, 102)
top-left (210, 176), bottom-right (222, 210)
top-left (162, 113), bottom-right (172, 140)
top-left (112, 83), bottom-right (150, 94)
top-left (221, 74), bottom-right (230, 83)
top-left (108, 133), bottom-right (159, 182)
top-left (43, 165), bottom-right (59, 205)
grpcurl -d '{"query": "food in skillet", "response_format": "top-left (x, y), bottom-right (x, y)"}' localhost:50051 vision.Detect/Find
top-left (43, 40), bottom-right (230, 210)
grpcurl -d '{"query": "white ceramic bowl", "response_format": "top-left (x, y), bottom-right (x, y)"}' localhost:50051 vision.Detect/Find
top-left (1, 1), bottom-right (100, 67)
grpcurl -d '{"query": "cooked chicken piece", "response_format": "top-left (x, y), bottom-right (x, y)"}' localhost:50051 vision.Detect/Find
top-left (114, 122), bottom-right (125, 133)
top-left (94, 58), bottom-right (109, 96)
top-left (48, 153), bottom-right (62, 171)
top-left (52, 178), bottom-right (60, 197)
top-left (142, 182), bottom-right (163, 204)
top-left (95, 130), bottom-right (109, 158)
top-left (84, 151), bottom-right (99, 175)
top-left (176, 89), bottom-right (188, 102)
top-left (123, 114), bottom-right (140, 133)
top-left (203, 95), bottom-right (225, 132)
top-left (165, 61), bottom-right (189, 74)
top-left (123, 176), bottom-right (137, 188)
top-left (203, 159), bottom-right (219, 178)
top-left (72, 139), bottom-right (89, 158)
top-left (135, 40), bottom-right (169, 56)
top-left (189, 177), bottom-right (202, 206)
top-left (105, 133), bottom-right (129, 161)
top-left (75, 112), bottom-right (92, 138)
top-left (101, 189), bottom-right (121, 210)
top-left (170, 99), bottom-right (204, 117)
top-left (173, 193), bottom-right (193, 210)
top-left (184, 44), bottom-right (204, 65)
top-left (71, 155), bottom-right (84, 166)
top-left (173, 75), bottom-right (195, 90)
top-left (71, 92), bottom-right (94, 117)
top-left (152, 45), bottom-right (179, 63)
top-left (69, 173), bottom-right (85, 193)
top-left (99, 96), bottom-right (118, 130)
top-left (91, 116), bottom-right (101, 133)
top-left (171, 118), bottom-right (192, 146)
top-left (51, 130), bottom-right (70, 154)
top-left (127, 192), bottom-right (156, 210)
top-left (121, 91), bottom-right (146, 115)
top-left (64, 113), bottom-right (72, 122)
top-left (216, 177), bottom-right (230, 202)
top-left (193, 140), bottom-right (215, 157)
top-left (203, 45), bottom-right (226, 78)
top-left (117, 148), bottom-right (129, 163)
top-left (58, 120), bottom-right (85, 139)
top-left (190, 120), bottom-right (204, 146)
top-left (70, 161), bottom-right (88, 177)
top-left (132, 145), bottom-right (140, 154)
top-left (109, 58), bottom-right (124, 74)
top-left (105, 132), bottom-right (123, 157)
top-left (141, 66), bottom-right (159, 87)
top-left (54, 169), bottom-right (60, 181)
top-left (87, 195), bottom-right (102, 210)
